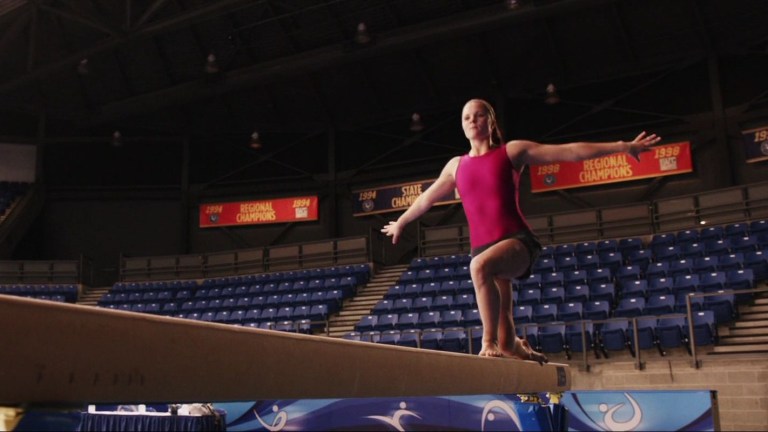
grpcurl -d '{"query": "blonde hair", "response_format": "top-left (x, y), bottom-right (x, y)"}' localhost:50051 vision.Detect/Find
top-left (465, 98), bottom-right (505, 148)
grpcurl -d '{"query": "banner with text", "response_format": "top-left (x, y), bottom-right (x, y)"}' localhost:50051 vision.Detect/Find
top-left (530, 141), bottom-right (693, 193)
top-left (352, 180), bottom-right (460, 216)
top-left (741, 125), bottom-right (768, 163)
top-left (199, 196), bottom-right (318, 228)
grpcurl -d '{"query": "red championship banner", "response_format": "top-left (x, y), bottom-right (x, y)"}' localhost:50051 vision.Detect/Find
top-left (530, 141), bottom-right (693, 193)
top-left (199, 196), bottom-right (318, 228)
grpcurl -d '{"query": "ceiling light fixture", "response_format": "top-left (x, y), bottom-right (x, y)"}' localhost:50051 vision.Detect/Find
top-left (544, 83), bottom-right (560, 105)
top-left (249, 131), bottom-right (262, 150)
top-left (205, 53), bottom-right (219, 74)
top-left (111, 131), bottom-right (123, 147)
top-left (354, 22), bottom-right (371, 45)
top-left (409, 112), bottom-right (425, 132)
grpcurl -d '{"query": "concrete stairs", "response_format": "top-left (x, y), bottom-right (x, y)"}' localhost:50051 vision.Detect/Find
top-left (324, 264), bottom-right (408, 338)
top-left (709, 288), bottom-right (768, 355)
top-left (77, 286), bottom-right (110, 307)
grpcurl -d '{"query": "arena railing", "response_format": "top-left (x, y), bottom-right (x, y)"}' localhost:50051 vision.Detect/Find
top-left (119, 233), bottom-right (377, 282)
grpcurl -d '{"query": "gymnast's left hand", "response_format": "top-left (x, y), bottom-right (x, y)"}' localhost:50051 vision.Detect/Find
top-left (381, 221), bottom-right (403, 244)
top-left (626, 131), bottom-right (661, 161)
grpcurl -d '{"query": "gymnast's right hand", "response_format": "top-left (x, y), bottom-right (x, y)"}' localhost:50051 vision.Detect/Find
top-left (381, 221), bottom-right (403, 244)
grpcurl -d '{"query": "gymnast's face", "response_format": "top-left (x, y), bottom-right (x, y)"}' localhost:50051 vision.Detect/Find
top-left (462, 100), bottom-right (492, 142)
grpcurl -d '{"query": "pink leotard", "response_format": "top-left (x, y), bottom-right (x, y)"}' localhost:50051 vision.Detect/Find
top-left (455, 143), bottom-right (531, 250)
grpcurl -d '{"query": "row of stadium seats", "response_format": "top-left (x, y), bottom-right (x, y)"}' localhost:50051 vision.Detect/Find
top-left (0, 284), bottom-right (79, 303)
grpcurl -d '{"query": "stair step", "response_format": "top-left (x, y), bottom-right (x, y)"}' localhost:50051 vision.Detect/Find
top-left (728, 320), bottom-right (768, 329)
top-left (743, 305), bottom-right (768, 313)
top-left (710, 343), bottom-right (768, 354)
top-left (719, 335), bottom-right (768, 344)
top-left (720, 326), bottom-right (768, 336)
top-left (738, 312), bottom-right (768, 320)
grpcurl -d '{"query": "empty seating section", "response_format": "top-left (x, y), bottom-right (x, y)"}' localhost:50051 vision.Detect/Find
top-left (98, 264), bottom-right (371, 333)
top-left (0, 283), bottom-right (79, 302)
top-left (354, 220), bottom-right (767, 355)
top-left (0, 181), bottom-right (29, 218)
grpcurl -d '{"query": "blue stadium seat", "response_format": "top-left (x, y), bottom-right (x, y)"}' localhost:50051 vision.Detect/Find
top-left (399, 271), bottom-right (418, 283)
top-left (442, 327), bottom-right (468, 353)
top-left (680, 242), bottom-right (705, 259)
top-left (374, 313), bottom-right (399, 331)
top-left (718, 253), bottom-right (744, 271)
top-left (538, 323), bottom-right (567, 354)
top-left (583, 299), bottom-right (611, 320)
top-left (432, 295), bottom-right (454, 311)
top-left (614, 297), bottom-right (646, 318)
top-left (615, 265), bottom-right (642, 284)
top-left (434, 267), bottom-right (456, 281)
top-left (557, 302), bottom-right (583, 322)
top-left (598, 251), bottom-right (623, 272)
top-left (618, 237), bottom-right (644, 254)
top-left (703, 292), bottom-right (737, 324)
top-left (440, 310), bottom-right (463, 327)
top-left (626, 249), bottom-right (653, 271)
top-left (564, 270), bottom-right (589, 288)
top-left (731, 236), bottom-right (760, 254)
top-left (276, 306), bottom-right (294, 320)
top-left (685, 310), bottom-right (717, 346)
top-left (693, 255), bottom-right (719, 273)
top-left (673, 291), bottom-right (704, 313)
top-left (575, 241), bottom-right (597, 257)
top-left (457, 279), bottom-right (475, 295)
top-left (355, 315), bottom-right (378, 332)
top-left (517, 288), bottom-right (541, 306)
top-left (645, 262), bottom-right (669, 279)
top-left (378, 330), bottom-right (401, 346)
top-left (416, 269), bottom-right (435, 282)
top-left (596, 239), bottom-right (619, 253)
top-left (654, 245), bottom-right (682, 262)
top-left (656, 316), bottom-right (688, 351)
top-left (541, 272), bottom-right (565, 288)
top-left (565, 321), bottom-right (595, 354)
top-left (542, 286), bottom-right (565, 304)
top-left (620, 279), bottom-right (648, 299)
top-left (403, 283), bottom-right (423, 298)
top-left (699, 272), bottom-right (726, 292)
top-left (627, 316), bottom-right (659, 352)
top-left (421, 282), bottom-right (442, 297)
top-left (726, 268), bottom-right (754, 290)
top-left (699, 225), bottom-right (724, 241)
top-left (533, 303), bottom-right (558, 323)
top-left (643, 294), bottom-right (675, 316)
top-left (576, 254), bottom-right (600, 271)
top-left (555, 255), bottom-right (578, 271)
top-left (342, 331), bottom-right (362, 342)
top-left (703, 238), bottom-right (731, 257)
top-left (589, 283), bottom-right (616, 304)
top-left (744, 250), bottom-right (768, 281)
top-left (565, 284), bottom-right (590, 303)
top-left (650, 233), bottom-right (676, 249)
top-left (397, 329), bottom-right (421, 348)
top-left (539, 245), bottom-right (554, 260)
top-left (361, 331), bottom-right (381, 343)
top-left (420, 328), bottom-right (443, 350)
top-left (599, 318), bottom-right (631, 353)
top-left (396, 312), bottom-right (419, 329)
top-left (725, 222), bottom-right (750, 239)
top-left (385, 284), bottom-right (406, 299)
top-left (676, 229), bottom-right (700, 245)
top-left (647, 277), bottom-right (673, 296)
top-left (554, 244), bottom-right (576, 257)
top-left (454, 293), bottom-right (476, 310)
top-left (411, 296), bottom-right (433, 312)
top-left (439, 280), bottom-right (459, 296)
top-left (532, 257), bottom-right (556, 274)
top-left (391, 298), bottom-right (413, 313)
top-left (519, 273), bottom-right (542, 290)
top-left (587, 268), bottom-right (612, 284)
top-left (417, 311), bottom-right (441, 329)
top-left (463, 309), bottom-right (482, 326)
top-left (668, 259), bottom-right (694, 277)
top-left (513, 305), bottom-right (533, 324)
top-left (749, 219), bottom-right (768, 235)
top-left (307, 304), bottom-right (329, 322)
top-left (671, 274), bottom-right (700, 296)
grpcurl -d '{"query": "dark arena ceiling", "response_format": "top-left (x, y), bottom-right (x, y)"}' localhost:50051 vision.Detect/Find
top-left (2, 0), bottom-right (768, 195)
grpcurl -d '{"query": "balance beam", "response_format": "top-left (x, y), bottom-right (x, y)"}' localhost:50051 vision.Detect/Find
top-left (0, 295), bottom-right (570, 404)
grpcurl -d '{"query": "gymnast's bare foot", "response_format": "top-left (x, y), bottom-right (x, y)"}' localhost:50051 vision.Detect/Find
top-left (501, 338), bottom-right (548, 365)
top-left (479, 341), bottom-right (504, 357)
